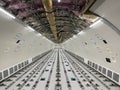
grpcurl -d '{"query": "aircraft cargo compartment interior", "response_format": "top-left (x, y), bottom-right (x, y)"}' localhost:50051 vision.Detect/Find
top-left (0, 0), bottom-right (120, 90)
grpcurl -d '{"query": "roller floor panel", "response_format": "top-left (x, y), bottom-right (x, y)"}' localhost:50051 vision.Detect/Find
top-left (0, 49), bottom-right (120, 90)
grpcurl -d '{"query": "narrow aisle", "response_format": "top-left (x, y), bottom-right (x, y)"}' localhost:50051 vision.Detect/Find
top-left (60, 50), bottom-right (83, 90)
top-left (59, 51), bottom-right (69, 90)
top-left (49, 50), bottom-right (59, 90)
top-left (35, 50), bottom-right (57, 90)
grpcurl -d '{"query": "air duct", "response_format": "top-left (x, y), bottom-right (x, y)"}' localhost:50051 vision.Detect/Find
top-left (42, 0), bottom-right (58, 40)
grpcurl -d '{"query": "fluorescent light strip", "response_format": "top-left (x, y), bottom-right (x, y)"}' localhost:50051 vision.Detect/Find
top-left (27, 26), bottom-right (35, 31)
top-left (70, 38), bottom-right (73, 40)
top-left (0, 7), bottom-right (15, 19)
top-left (90, 19), bottom-right (102, 28)
top-left (78, 31), bottom-right (84, 35)
top-left (37, 33), bottom-right (41, 36)
top-left (58, 0), bottom-right (61, 2)
top-left (73, 35), bottom-right (77, 38)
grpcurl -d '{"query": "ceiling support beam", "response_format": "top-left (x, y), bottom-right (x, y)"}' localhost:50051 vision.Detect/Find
top-left (42, 0), bottom-right (58, 40)
top-left (81, 0), bottom-right (95, 15)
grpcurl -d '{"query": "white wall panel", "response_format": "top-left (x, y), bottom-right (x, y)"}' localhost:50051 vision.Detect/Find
top-left (90, 0), bottom-right (120, 31)
top-left (0, 10), bottom-right (54, 70)
top-left (63, 20), bottom-right (120, 74)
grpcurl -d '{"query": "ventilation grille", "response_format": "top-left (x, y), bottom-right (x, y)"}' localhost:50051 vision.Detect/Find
top-left (0, 60), bottom-right (29, 82)
top-left (107, 70), bottom-right (112, 78)
top-left (95, 64), bottom-right (98, 70)
top-left (22, 62), bottom-right (24, 67)
top-left (102, 68), bottom-right (106, 75)
top-left (3, 70), bottom-right (8, 78)
top-left (14, 65), bottom-right (17, 71)
top-left (87, 60), bottom-right (120, 85)
top-left (25, 61), bottom-right (27, 65)
top-left (92, 63), bottom-right (95, 67)
top-left (0, 72), bottom-right (2, 80)
top-left (18, 64), bottom-right (22, 69)
top-left (9, 67), bottom-right (14, 74)
top-left (99, 66), bottom-right (102, 72)
top-left (27, 60), bottom-right (29, 64)
top-left (89, 61), bottom-right (91, 66)
top-left (113, 73), bottom-right (119, 82)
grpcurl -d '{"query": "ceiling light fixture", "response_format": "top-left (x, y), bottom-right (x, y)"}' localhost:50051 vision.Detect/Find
top-left (0, 7), bottom-right (15, 19)
top-left (73, 35), bottom-right (77, 38)
top-left (70, 38), bottom-right (73, 40)
top-left (37, 33), bottom-right (42, 36)
top-left (58, 0), bottom-right (61, 3)
top-left (27, 26), bottom-right (35, 31)
top-left (78, 31), bottom-right (84, 35)
top-left (90, 19), bottom-right (102, 28)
